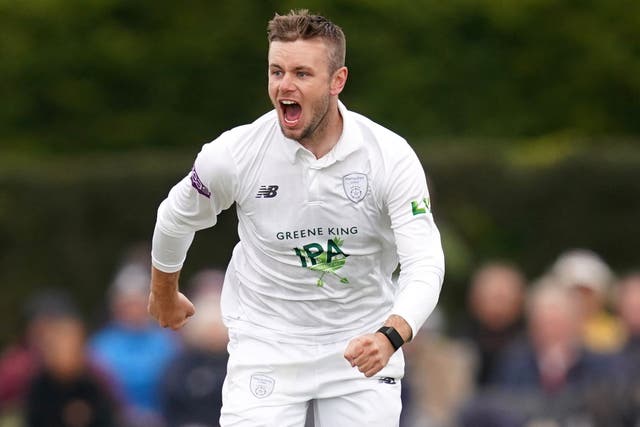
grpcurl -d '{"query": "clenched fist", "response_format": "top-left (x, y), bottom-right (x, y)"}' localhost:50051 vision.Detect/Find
top-left (148, 267), bottom-right (195, 330)
top-left (148, 290), bottom-right (195, 330)
top-left (344, 332), bottom-right (395, 377)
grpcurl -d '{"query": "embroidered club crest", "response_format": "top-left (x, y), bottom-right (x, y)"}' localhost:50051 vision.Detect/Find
top-left (250, 373), bottom-right (275, 399)
top-left (342, 173), bottom-right (368, 203)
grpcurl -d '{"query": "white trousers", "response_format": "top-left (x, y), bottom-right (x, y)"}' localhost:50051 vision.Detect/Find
top-left (220, 329), bottom-right (404, 427)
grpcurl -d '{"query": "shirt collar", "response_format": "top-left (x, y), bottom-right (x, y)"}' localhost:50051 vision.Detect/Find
top-left (280, 100), bottom-right (364, 164)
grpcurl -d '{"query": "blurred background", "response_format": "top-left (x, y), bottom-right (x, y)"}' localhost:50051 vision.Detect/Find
top-left (1, 0), bottom-right (639, 426)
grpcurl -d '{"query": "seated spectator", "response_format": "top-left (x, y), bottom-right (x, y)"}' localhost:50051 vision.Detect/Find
top-left (615, 272), bottom-right (640, 356)
top-left (25, 307), bottom-right (117, 427)
top-left (456, 262), bottom-right (526, 387)
top-left (159, 269), bottom-right (228, 427)
top-left (610, 272), bottom-right (640, 423)
top-left (402, 309), bottom-right (475, 427)
top-left (549, 249), bottom-right (624, 353)
top-left (0, 290), bottom-right (77, 419)
top-left (89, 263), bottom-right (180, 427)
top-left (493, 281), bottom-right (610, 392)
top-left (459, 282), bottom-right (615, 426)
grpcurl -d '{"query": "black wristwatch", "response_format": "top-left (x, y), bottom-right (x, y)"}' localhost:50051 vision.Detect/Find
top-left (377, 326), bottom-right (405, 351)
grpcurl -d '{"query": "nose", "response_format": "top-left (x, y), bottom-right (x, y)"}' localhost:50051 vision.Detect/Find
top-left (280, 72), bottom-right (295, 93)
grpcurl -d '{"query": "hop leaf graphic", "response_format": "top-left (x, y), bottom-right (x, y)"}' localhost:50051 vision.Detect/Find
top-left (306, 237), bottom-right (350, 286)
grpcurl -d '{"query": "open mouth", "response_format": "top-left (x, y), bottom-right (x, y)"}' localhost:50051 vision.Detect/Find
top-left (280, 100), bottom-right (302, 127)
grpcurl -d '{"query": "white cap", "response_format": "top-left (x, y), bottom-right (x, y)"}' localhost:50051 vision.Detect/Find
top-left (550, 249), bottom-right (614, 295)
top-left (109, 263), bottom-right (150, 299)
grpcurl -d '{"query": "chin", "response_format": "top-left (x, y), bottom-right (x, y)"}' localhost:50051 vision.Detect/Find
top-left (279, 124), bottom-right (303, 141)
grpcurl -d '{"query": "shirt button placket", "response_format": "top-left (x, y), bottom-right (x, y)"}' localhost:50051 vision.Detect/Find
top-left (307, 166), bottom-right (321, 204)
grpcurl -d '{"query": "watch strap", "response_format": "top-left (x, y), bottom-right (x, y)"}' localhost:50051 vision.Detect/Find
top-left (377, 326), bottom-right (404, 351)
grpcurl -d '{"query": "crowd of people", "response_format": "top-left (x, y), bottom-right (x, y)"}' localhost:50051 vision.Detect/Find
top-left (1, 247), bottom-right (638, 427)
top-left (0, 252), bottom-right (228, 427)
top-left (403, 249), bottom-right (640, 427)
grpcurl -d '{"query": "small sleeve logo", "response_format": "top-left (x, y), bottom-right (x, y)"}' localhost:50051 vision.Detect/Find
top-left (411, 198), bottom-right (431, 215)
top-left (190, 168), bottom-right (211, 198)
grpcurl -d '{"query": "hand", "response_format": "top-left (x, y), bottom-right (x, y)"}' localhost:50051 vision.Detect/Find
top-left (343, 332), bottom-right (395, 377)
top-left (148, 291), bottom-right (195, 330)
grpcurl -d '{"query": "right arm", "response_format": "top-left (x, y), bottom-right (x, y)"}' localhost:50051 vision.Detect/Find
top-left (148, 140), bottom-right (237, 329)
top-left (148, 267), bottom-right (194, 330)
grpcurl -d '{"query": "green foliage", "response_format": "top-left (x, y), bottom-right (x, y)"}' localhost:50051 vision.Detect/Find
top-left (1, 0), bottom-right (639, 153)
top-left (0, 1), bottom-right (276, 152)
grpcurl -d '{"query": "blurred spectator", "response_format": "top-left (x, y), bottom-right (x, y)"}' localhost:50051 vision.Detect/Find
top-left (493, 281), bottom-right (610, 392)
top-left (617, 272), bottom-right (640, 355)
top-left (0, 290), bottom-right (77, 420)
top-left (25, 312), bottom-right (117, 427)
top-left (89, 263), bottom-right (180, 427)
top-left (549, 249), bottom-right (624, 353)
top-left (402, 309), bottom-right (475, 427)
top-left (159, 269), bottom-right (228, 427)
top-left (456, 262), bottom-right (526, 387)
top-left (611, 272), bottom-right (640, 422)
top-left (459, 282), bottom-right (615, 426)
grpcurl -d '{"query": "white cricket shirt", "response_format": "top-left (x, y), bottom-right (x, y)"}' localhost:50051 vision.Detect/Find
top-left (152, 101), bottom-right (444, 344)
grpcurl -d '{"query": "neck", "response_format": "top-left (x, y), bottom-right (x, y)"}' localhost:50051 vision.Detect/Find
top-left (300, 101), bottom-right (343, 159)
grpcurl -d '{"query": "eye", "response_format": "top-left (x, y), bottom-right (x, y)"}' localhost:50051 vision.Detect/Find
top-left (270, 70), bottom-right (283, 77)
top-left (297, 71), bottom-right (309, 78)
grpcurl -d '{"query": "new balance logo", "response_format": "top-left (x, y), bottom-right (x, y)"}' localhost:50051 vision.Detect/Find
top-left (255, 185), bottom-right (279, 198)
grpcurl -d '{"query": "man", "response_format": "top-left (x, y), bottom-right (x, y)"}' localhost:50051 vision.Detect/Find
top-left (549, 249), bottom-right (624, 353)
top-left (611, 272), bottom-right (640, 423)
top-left (149, 10), bottom-right (444, 426)
top-left (91, 263), bottom-right (179, 427)
top-left (462, 262), bottom-right (526, 386)
top-left (492, 281), bottom-right (610, 393)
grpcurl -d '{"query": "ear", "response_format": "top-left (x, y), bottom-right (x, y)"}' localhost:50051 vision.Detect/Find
top-left (329, 66), bottom-right (348, 96)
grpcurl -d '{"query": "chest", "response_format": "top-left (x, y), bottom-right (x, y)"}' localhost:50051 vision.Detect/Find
top-left (237, 152), bottom-right (387, 253)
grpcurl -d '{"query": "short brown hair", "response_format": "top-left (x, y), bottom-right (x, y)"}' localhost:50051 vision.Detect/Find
top-left (267, 9), bottom-right (346, 74)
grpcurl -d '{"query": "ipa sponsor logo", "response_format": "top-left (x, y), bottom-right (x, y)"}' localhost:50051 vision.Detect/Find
top-left (293, 237), bottom-right (350, 287)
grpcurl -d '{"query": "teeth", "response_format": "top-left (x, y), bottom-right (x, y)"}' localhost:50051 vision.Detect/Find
top-left (281, 100), bottom-right (297, 105)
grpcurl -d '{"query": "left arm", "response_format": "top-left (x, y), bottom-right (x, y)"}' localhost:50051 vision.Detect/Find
top-left (344, 146), bottom-right (445, 376)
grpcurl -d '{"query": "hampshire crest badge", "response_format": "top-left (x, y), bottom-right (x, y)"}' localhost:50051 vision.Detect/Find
top-left (250, 373), bottom-right (275, 399)
top-left (342, 173), bottom-right (368, 203)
